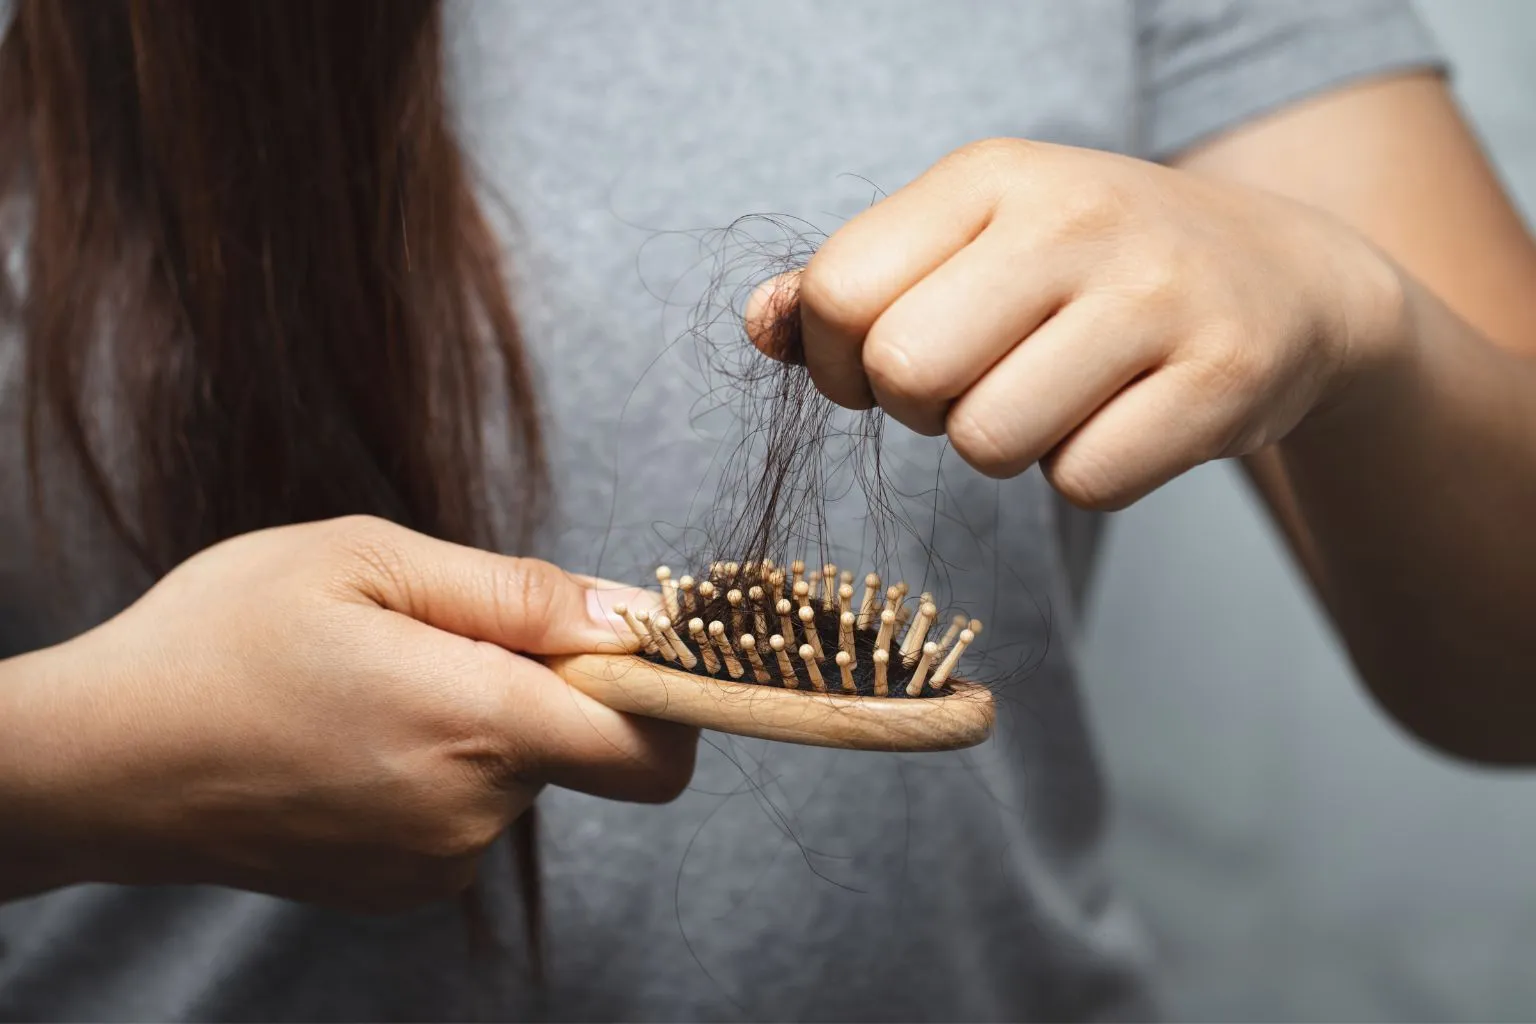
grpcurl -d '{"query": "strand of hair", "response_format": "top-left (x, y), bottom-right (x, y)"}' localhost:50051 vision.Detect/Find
top-left (936, 613), bottom-right (967, 656)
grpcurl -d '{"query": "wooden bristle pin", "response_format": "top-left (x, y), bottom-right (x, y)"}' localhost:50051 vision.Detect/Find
top-left (937, 613), bottom-right (967, 656)
top-left (645, 612), bottom-right (678, 663)
top-left (798, 644), bottom-right (827, 692)
top-left (893, 582), bottom-right (913, 626)
top-left (776, 598), bottom-right (796, 639)
top-left (840, 569), bottom-right (854, 591)
top-left (723, 561), bottom-right (740, 583)
top-left (931, 627), bottom-right (976, 686)
top-left (658, 616), bottom-right (697, 670)
top-left (769, 634), bottom-right (798, 687)
top-left (837, 582), bottom-right (854, 616)
top-left (874, 608), bottom-right (896, 658)
top-left (798, 604), bottom-right (824, 661)
top-left (709, 620), bottom-right (744, 679)
top-left (614, 602), bottom-right (658, 654)
top-left (835, 650), bottom-right (856, 693)
top-left (839, 611), bottom-right (857, 666)
top-left (791, 560), bottom-right (806, 592)
top-left (656, 567), bottom-right (679, 620)
top-left (821, 564), bottom-right (837, 611)
top-left (727, 588), bottom-right (744, 635)
top-left (749, 585), bottom-right (769, 636)
top-left (899, 601), bottom-right (937, 664)
top-left (635, 609), bottom-right (657, 652)
top-left (697, 580), bottom-right (717, 606)
top-left (740, 634), bottom-right (771, 683)
top-left (858, 573), bottom-right (881, 629)
top-left (689, 618), bottom-right (720, 674)
top-left (678, 575), bottom-right (696, 615)
top-left (906, 641), bottom-right (940, 697)
top-left (805, 566), bottom-right (818, 603)
top-left (873, 648), bottom-right (890, 697)
top-left (793, 579), bottom-right (811, 609)
top-left (768, 568), bottom-right (785, 603)
top-left (883, 585), bottom-right (903, 619)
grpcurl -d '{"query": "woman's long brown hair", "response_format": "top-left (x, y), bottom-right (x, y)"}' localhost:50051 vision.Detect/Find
top-left (0, 0), bottom-right (545, 975)
top-left (0, 0), bottom-right (544, 570)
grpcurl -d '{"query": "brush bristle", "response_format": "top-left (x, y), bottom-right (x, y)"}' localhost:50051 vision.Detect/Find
top-left (631, 560), bottom-right (979, 698)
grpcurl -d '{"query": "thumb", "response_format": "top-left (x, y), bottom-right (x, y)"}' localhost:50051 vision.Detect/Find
top-left (745, 271), bottom-right (806, 364)
top-left (333, 518), bottom-right (652, 656)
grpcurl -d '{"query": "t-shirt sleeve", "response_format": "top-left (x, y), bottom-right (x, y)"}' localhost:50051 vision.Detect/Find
top-left (1137, 0), bottom-right (1448, 161)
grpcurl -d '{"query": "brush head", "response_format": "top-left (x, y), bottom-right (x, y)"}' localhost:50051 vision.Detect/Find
top-left (550, 558), bottom-right (995, 751)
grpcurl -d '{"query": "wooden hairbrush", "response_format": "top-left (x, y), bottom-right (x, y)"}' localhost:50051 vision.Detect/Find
top-left (548, 559), bottom-right (994, 752)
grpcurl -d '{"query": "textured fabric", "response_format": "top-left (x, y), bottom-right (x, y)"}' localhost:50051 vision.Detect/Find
top-left (0, 1), bottom-right (1442, 1020)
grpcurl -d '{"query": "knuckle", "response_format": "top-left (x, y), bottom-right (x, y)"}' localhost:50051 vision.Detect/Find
top-left (1046, 177), bottom-right (1131, 242)
top-left (630, 728), bottom-right (699, 804)
top-left (498, 556), bottom-right (559, 641)
top-left (1110, 245), bottom-right (1185, 310)
top-left (1043, 447), bottom-right (1133, 512)
top-left (417, 811), bottom-right (505, 864)
top-left (797, 251), bottom-right (877, 337)
top-left (329, 514), bottom-right (406, 574)
top-left (946, 406), bottom-right (1019, 479)
top-left (1193, 328), bottom-right (1265, 399)
top-left (862, 334), bottom-right (926, 401)
top-left (951, 136), bottom-right (1029, 172)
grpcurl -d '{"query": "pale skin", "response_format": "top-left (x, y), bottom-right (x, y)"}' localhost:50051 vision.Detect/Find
top-left (3, 71), bottom-right (1533, 909)
top-left (0, 517), bottom-right (697, 906)
top-left (751, 71), bottom-right (1536, 766)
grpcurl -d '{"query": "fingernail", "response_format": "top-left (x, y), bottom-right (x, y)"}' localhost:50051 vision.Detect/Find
top-left (586, 585), bottom-right (659, 629)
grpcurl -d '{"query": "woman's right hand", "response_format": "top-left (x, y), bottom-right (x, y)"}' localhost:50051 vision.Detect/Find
top-left (0, 516), bottom-right (696, 910)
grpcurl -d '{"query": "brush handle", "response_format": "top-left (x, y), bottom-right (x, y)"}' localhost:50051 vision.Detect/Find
top-left (546, 652), bottom-right (994, 752)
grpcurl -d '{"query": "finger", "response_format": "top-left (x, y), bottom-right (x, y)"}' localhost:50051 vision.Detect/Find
top-left (1040, 365), bottom-right (1236, 511)
top-left (333, 519), bottom-right (657, 656)
top-left (474, 647), bottom-right (699, 805)
top-left (794, 152), bottom-right (1003, 409)
top-left (744, 272), bottom-right (805, 363)
top-left (862, 222), bottom-right (1076, 435)
top-left (944, 298), bottom-right (1169, 477)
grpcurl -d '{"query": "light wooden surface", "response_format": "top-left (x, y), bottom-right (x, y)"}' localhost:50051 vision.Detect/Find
top-left (548, 652), bottom-right (995, 752)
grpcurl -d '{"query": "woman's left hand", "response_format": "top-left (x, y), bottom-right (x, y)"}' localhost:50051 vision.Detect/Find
top-left (751, 138), bottom-right (1408, 509)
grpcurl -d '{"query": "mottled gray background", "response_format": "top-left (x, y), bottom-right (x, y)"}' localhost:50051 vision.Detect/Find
top-left (1079, 2), bottom-right (1536, 1018)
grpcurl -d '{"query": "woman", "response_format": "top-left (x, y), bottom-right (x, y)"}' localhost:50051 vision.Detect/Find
top-left (4, 0), bottom-right (1535, 1019)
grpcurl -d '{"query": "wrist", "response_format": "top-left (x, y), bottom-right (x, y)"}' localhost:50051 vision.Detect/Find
top-left (0, 645), bottom-right (103, 895)
top-left (1289, 240), bottom-right (1421, 448)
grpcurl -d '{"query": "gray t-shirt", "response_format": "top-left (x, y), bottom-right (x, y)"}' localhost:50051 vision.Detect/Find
top-left (0, 1), bottom-right (1441, 1019)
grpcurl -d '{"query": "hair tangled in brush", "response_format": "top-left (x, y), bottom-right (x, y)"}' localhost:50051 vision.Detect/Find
top-left (596, 213), bottom-right (1020, 701)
